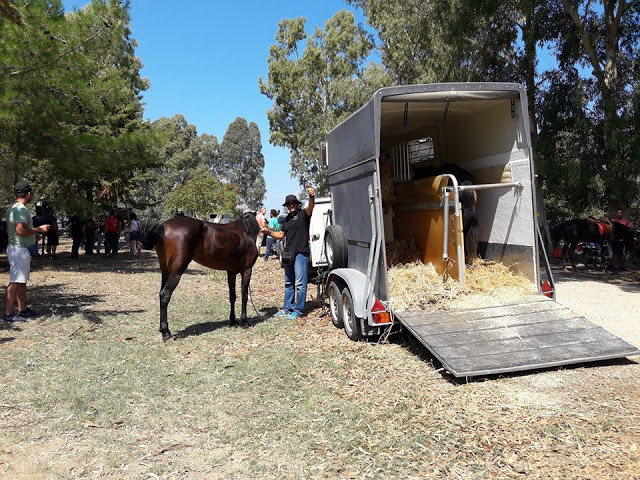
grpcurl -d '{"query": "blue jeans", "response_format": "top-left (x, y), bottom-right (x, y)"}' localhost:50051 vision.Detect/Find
top-left (283, 252), bottom-right (309, 315)
top-left (264, 236), bottom-right (281, 260)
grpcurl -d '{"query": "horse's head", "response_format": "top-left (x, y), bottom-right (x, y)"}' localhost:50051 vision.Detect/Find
top-left (237, 210), bottom-right (260, 237)
top-left (611, 222), bottom-right (636, 252)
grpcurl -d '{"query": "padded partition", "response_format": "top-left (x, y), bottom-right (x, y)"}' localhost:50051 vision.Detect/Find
top-left (394, 209), bottom-right (461, 280)
top-left (393, 175), bottom-right (449, 206)
top-left (392, 175), bottom-right (463, 280)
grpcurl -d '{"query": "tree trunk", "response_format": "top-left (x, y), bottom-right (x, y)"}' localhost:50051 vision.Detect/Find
top-left (519, 2), bottom-right (552, 248)
top-left (560, 0), bottom-right (630, 211)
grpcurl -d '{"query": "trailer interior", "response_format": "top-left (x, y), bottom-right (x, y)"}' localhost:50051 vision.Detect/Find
top-left (378, 90), bottom-right (537, 283)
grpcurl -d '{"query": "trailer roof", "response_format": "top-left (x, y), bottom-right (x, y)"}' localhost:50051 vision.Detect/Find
top-left (327, 83), bottom-right (527, 176)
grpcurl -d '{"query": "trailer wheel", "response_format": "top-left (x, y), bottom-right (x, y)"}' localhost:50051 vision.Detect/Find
top-left (342, 287), bottom-right (363, 341)
top-left (325, 224), bottom-right (348, 270)
top-left (328, 280), bottom-right (345, 328)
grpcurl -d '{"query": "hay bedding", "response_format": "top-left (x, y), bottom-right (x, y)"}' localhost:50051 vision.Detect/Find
top-left (386, 238), bottom-right (536, 312)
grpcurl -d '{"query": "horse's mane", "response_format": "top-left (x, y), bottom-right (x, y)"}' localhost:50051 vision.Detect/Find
top-left (234, 213), bottom-right (260, 238)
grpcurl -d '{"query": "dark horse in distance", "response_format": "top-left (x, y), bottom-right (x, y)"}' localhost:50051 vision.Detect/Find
top-left (551, 218), bottom-right (636, 270)
top-left (141, 212), bottom-right (260, 341)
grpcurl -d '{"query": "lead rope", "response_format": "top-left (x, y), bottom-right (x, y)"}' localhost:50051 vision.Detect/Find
top-left (247, 284), bottom-right (265, 320)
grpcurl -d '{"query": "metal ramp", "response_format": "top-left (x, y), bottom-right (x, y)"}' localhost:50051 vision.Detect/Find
top-left (397, 296), bottom-right (640, 378)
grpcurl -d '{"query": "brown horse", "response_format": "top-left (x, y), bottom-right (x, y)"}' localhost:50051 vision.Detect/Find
top-left (141, 212), bottom-right (260, 341)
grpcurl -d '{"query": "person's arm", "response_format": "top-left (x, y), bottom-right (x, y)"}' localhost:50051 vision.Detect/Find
top-left (305, 184), bottom-right (316, 216)
top-left (15, 222), bottom-right (49, 237)
top-left (266, 228), bottom-right (285, 240)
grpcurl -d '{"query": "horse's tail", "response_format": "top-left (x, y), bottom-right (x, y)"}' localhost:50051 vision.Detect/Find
top-left (459, 180), bottom-right (479, 264)
top-left (459, 181), bottom-right (478, 226)
top-left (140, 222), bottom-right (164, 250)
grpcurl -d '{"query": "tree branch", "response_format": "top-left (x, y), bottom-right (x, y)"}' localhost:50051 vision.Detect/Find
top-left (8, 26), bottom-right (108, 77)
top-left (560, 0), bottom-right (605, 87)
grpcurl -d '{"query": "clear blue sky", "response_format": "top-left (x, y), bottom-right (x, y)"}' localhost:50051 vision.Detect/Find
top-left (64, 0), bottom-right (364, 211)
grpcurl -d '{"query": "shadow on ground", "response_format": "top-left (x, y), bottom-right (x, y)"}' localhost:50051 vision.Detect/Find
top-left (174, 307), bottom-right (276, 340)
top-left (551, 262), bottom-right (640, 295)
top-left (5, 283), bottom-right (145, 325)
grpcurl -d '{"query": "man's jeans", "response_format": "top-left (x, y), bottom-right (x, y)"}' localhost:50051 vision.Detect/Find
top-left (283, 252), bottom-right (309, 315)
top-left (264, 236), bottom-right (281, 260)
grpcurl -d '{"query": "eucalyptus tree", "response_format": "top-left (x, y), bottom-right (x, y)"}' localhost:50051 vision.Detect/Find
top-left (219, 117), bottom-right (266, 211)
top-left (554, 0), bottom-right (640, 211)
top-left (135, 115), bottom-right (222, 217)
top-left (259, 11), bottom-right (391, 192)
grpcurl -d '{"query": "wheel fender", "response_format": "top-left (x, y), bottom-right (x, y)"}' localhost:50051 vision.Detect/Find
top-left (326, 268), bottom-right (368, 319)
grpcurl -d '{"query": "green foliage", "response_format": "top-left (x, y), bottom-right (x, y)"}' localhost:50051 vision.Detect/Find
top-left (0, 0), bottom-right (159, 215)
top-left (219, 117), bottom-right (266, 210)
top-left (259, 11), bottom-right (391, 193)
top-left (164, 165), bottom-right (237, 219)
top-left (535, 0), bottom-right (640, 220)
top-left (136, 115), bottom-right (221, 218)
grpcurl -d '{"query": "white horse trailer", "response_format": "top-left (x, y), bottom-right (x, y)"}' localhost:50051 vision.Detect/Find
top-left (313, 83), bottom-right (638, 378)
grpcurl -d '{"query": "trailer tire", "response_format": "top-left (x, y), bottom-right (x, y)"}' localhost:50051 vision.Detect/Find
top-left (328, 280), bottom-right (345, 328)
top-left (325, 224), bottom-right (348, 270)
top-left (342, 287), bottom-right (363, 341)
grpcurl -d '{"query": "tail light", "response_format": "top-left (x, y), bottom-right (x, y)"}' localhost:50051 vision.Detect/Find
top-left (371, 298), bottom-right (392, 324)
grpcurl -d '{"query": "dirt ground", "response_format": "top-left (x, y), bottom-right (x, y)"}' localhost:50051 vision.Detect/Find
top-left (1, 242), bottom-right (639, 479)
top-left (552, 264), bottom-right (640, 348)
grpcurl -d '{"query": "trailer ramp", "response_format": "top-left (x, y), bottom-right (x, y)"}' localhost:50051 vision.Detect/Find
top-left (397, 296), bottom-right (639, 378)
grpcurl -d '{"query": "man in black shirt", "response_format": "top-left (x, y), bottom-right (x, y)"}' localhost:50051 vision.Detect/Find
top-left (264, 185), bottom-right (316, 319)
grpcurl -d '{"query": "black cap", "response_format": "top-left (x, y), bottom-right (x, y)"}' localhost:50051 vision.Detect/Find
top-left (282, 194), bottom-right (302, 207)
top-left (14, 181), bottom-right (32, 195)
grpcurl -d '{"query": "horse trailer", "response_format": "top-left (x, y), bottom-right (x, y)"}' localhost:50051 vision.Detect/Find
top-left (312, 83), bottom-right (639, 378)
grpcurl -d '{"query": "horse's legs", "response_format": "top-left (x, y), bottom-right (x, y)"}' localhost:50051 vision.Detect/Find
top-left (239, 268), bottom-right (253, 328)
top-left (159, 272), bottom-right (182, 341)
top-left (161, 269), bottom-right (168, 290)
top-left (568, 242), bottom-right (577, 269)
top-left (605, 241), bottom-right (614, 271)
top-left (160, 273), bottom-right (182, 342)
top-left (227, 271), bottom-right (237, 327)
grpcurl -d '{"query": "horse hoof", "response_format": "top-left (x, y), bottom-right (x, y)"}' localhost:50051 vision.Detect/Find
top-left (162, 334), bottom-right (174, 343)
top-left (241, 322), bottom-right (251, 329)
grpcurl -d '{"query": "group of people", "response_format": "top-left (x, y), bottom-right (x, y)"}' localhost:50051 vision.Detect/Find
top-left (68, 210), bottom-right (141, 258)
top-left (3, 181), bottom-right (143, 322)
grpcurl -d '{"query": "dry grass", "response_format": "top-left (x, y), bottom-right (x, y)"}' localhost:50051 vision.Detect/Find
top-left (0, 241), bottom-right (639, 479)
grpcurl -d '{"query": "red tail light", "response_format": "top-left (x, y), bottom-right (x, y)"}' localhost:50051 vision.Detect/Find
top-left (371, 298), bottom-right (392, 324)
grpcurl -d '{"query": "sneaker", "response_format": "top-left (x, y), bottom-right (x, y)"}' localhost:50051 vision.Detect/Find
top-left (3, 313), bottom-right (26, 323)
top-left (274, 309), bottom-right (290, 317)
top-left (286, 312), bottom-right (302, 320)
top-left (19, 308), bottom-right (40, 318)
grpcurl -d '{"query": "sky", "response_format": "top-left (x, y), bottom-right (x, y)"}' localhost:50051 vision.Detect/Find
top-left (64, 0), bottom-right (365, 211)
